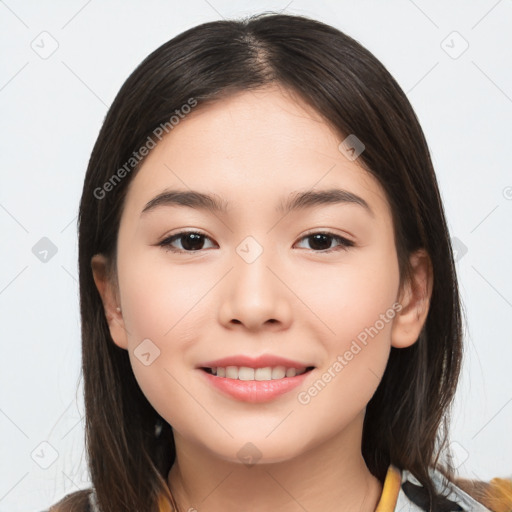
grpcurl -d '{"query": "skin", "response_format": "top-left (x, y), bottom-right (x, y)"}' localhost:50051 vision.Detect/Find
top-left (92, 84), bottom-right (433, 512)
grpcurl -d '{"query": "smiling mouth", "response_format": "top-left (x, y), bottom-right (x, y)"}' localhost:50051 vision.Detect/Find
top-left (200, 366), bottom-right (315, 381)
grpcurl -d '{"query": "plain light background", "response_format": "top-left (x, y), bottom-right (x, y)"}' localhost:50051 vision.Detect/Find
top-left (1, 1), bottom-right (511, 510)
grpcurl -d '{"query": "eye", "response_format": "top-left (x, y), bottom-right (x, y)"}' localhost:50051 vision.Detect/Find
top-left (158, 230), bottom-right (354, 254)
top-left (158, 231), bottom-right (216, 253)
top-left (294, 231), bottom-right (354, 252)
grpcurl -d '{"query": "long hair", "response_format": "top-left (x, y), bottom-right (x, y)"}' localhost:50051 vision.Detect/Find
top-left (56, 11), bottom-right (463, 511)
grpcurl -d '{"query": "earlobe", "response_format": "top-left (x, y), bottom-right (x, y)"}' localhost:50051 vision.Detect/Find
top-left (391, 249), bottom-right (433, 349)
top-left (91, 253), bottom-right (129, 350)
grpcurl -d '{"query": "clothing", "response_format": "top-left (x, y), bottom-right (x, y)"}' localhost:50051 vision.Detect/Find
top-left (45, 465), bottom-right (511, 511)
top-left (376, 465), bottom-right (493, 511)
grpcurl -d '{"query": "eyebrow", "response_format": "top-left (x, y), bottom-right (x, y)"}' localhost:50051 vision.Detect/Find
top-left (141, 188), bottom-right (374, 217)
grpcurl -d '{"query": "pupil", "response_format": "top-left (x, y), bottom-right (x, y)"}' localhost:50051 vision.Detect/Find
top-left (182, 233), bottom-right (204, 251)
top-left (310, 234), bottom-right (330, 250)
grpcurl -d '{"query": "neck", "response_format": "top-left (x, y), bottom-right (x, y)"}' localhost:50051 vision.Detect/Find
top-left (166, 412), bottom-right (382, 512)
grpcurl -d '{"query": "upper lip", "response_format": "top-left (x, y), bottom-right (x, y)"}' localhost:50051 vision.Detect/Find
top-left (197, 355), bottom-right (315, 370)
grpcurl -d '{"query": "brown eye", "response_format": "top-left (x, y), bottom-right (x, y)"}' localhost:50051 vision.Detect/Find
top-left (158, 230), bottom-right (354, 254)
top-left (159, 231), bottom-right (216, 253)
top-left (295, 232), bottom-right (354, 252)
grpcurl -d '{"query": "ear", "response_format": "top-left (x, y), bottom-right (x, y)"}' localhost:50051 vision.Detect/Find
top-left (91, 253), bottom-right (129, 350)
top-left (391, 249), bottom-right (433, 349)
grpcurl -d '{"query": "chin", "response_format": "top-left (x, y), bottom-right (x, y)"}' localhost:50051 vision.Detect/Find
top-left (204, 432), bottom-right (311, 466)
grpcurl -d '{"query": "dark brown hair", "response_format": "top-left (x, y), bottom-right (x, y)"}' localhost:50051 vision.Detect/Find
top-left (52, 11), bottom-right (464, 512)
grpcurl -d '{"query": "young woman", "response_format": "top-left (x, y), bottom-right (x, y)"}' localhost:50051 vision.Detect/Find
top-left (46, 12), bottom-right (511, 512)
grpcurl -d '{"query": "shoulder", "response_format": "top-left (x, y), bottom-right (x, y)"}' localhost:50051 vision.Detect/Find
top-left (452, 474), bottom-right (512, 512)
top-left (41, 488), bottom-right (97, 512)
top-left (396, 466), bottom-right (512, 512)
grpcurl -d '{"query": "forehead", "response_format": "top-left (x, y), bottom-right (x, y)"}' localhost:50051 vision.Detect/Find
top-left (121, 85), bottom-right (391, 221)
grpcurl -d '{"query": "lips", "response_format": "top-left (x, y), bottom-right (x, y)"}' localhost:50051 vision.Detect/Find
top-left (198, 361), bottom-right (315, 403)
top-left (196, 354), bottom-right (316, 402)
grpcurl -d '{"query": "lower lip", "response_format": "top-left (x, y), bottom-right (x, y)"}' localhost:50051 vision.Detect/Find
top-left (199, 369), bottom-right (312, 403)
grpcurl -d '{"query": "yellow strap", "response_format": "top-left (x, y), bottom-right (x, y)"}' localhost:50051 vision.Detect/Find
top-left (375, 465), bottom-right (402, 512)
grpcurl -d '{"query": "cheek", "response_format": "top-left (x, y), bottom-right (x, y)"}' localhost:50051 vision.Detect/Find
top-left (293, 286), bottom-right (398, 437)
top-left (116, 269), bottom-right (195, 424)
top-left (116, 251), bottom-right (217, 415)
top-left (292, 248), bottom-right (400, 406)
top-left (118, 251), bottom-right (213, 342)
top-left (292, 247), bottom-right (400, 344)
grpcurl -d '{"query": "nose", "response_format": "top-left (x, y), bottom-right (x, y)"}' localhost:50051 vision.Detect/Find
top-left (217, 245), bottom-right (293, 332)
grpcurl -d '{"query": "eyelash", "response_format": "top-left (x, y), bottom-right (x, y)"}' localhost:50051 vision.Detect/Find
top-left (157, 230), bottom-right (355, 254)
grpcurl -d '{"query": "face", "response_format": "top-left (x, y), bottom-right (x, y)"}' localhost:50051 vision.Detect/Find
top-left (94, 85), bottom-right (428, 464)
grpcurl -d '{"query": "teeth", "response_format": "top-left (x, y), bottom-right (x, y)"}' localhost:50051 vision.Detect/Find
top-left (207, 365), bottom-right (308, 381)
